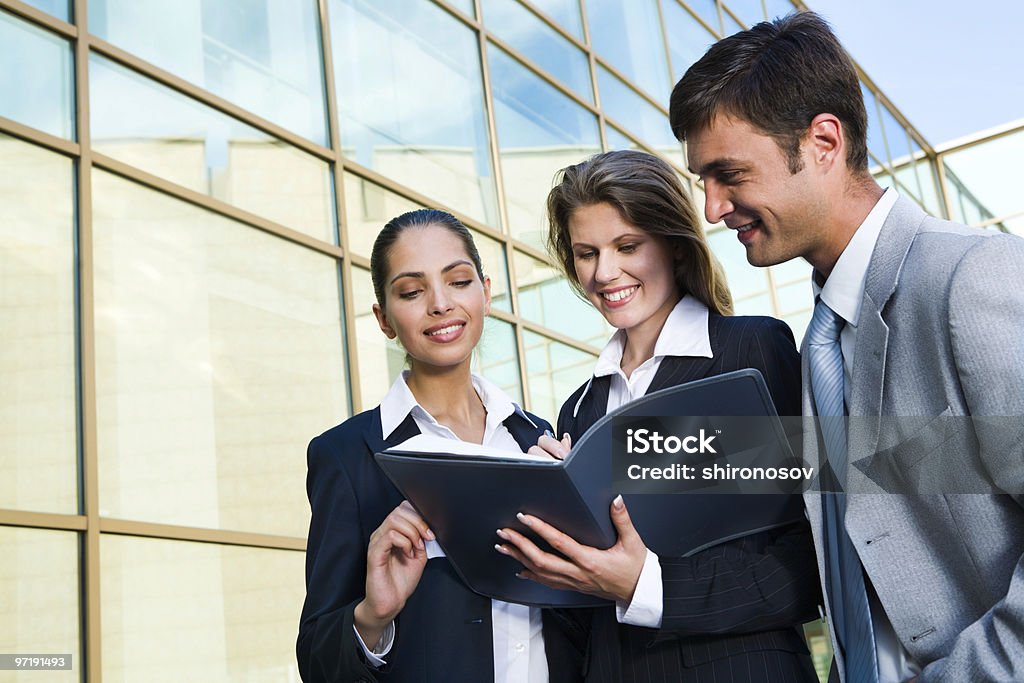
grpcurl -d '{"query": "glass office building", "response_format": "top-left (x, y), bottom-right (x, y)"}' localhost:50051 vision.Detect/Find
top-left (1, 0), bottom-right (1017, 680)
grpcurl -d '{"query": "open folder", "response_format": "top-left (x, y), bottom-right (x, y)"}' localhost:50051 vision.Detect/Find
top-left (374, 369), bottom-right (803, 607)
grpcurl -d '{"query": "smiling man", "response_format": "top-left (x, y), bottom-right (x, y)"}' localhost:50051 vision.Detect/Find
top-left (671, 11), bottom-right (1024, 683)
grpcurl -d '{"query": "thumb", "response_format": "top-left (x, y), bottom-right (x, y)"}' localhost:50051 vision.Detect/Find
top-left (610, 495), bottom-right (639, 542)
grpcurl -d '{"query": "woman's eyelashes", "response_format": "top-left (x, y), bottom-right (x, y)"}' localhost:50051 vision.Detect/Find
top-left (397, 279), bottom-right (473, 300)
top-left (574, 243), bottom-right (641, 261)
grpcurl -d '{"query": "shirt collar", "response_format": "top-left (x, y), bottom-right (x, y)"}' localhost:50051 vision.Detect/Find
top-left (812, 187), bottom-right (899, 326)
top-left (378, 370), bottom-right (526, 440)
top-left (592, 295), bottom-right (712, 378)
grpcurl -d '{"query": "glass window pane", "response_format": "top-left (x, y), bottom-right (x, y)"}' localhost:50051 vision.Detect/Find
top-left (768, 254), bottom-right (811, 286)
top-left (20, 0), bottom-right (70, 22)
top-left (482, 0), bottom-right (592, 103)
top-left (352, 266), bottom-right (404, 410)
top-left (523, 330), bottom-right (596, 423)
top-left (476, 318), bottom-right (524, 406)
top-left (707, 226), bottom-right (770, 300)
top-left (488, 43), bottom-right (601, 249)
top-left (447, 0), bottom-right (476, 16)
top-left (782, 308), bottom-right (810, 346)
top-left (101, 535), bottom-right (304, 682)
top-left (722, 0), bottom-right (763, 27)
top-left (342, 175), bottom-right (511, 312)
top-left (684, 0), bottom-right (721, 34)
top-left (597, 65), bottom-right (682, 166)
top-left (89, 0), bottom-right (327, 143)
top-left (880, 105), bottom-right (912, 167)
top-left (93, 171), bottom-right (348, 537)
top-left (604, 124), bottom-right (641, 153)
top-left (0, 527), bottom-right (80, 679)
top-left (529, 0), bottom-right (583, 40)
top-left (330, 0), bottom-right (499, 228)
top-left (941, 128), bottom-right (1024, 221)
top-left (0, 134), bottom-right (77, 515)
top-left (513, 250), bottom-right (611, 347)
top-left (0, 10), bottom-right (74, 139)
top-left (587, 0), bottom-right (671, 102)
top-left (90, 55), bottom-right (335, 243)
top-left (860, 83), bottom-right (888, 167)
top-left (774, 279), bottom-right (809, 316)
top-left (764, 0), bottom-right (794, 20)
top-left (662, 0), bottom-right (716, 80)
top-left (733, 291), bottom-right (770, 316)
top-left (722, 7), bottom-right (744, 35)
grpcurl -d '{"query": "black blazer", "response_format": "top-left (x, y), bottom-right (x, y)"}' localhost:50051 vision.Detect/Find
top-left (296, 405), bottom-right (582, 682)
top-left (555, 314), bottom-right (821, 683)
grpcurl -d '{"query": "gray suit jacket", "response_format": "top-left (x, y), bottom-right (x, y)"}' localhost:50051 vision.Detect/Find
top-left (802, 196), bottom-right (1024, 682)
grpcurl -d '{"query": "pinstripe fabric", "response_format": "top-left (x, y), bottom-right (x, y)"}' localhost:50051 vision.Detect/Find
top-left (807, 301), bottom-right (877, 683)
top-left (554, 315), bottom-right (820, 683)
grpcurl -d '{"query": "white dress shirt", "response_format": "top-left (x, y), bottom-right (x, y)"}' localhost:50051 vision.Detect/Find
top-left (811, 187), bottom-right (921, 682)
top-left (354, 370), bottom-right (548, 683)
top-left (573, 295), bottom-right (713, 628)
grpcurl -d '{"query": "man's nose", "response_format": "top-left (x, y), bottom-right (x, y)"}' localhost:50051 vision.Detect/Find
top-left (704, 183), bottom-right (733, 225)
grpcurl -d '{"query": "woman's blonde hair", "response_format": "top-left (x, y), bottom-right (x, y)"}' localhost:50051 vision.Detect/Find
top-left (546, 150), bottom-right (733, 315)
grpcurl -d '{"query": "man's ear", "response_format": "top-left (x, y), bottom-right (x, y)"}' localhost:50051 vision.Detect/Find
top-left (807, 112), bottom-right (843, 170)
top-left (373, 302), bottom-right (397, 339)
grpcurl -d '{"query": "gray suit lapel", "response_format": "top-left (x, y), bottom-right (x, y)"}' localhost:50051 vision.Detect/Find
top-left (848, 196), bottom-right (925, 465)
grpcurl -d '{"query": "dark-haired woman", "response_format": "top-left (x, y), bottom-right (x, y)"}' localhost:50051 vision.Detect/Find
top-left (296, 209), bottom-right (578, 682)
top-left (496, 151), bottom-right (820, 683)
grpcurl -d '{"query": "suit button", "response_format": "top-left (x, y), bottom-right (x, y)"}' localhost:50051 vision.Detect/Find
top-left (515, 642), bottom-right (526, 653)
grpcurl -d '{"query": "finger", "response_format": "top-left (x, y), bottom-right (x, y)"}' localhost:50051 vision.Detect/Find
top-left (395, 501), bottom-right (435, 541)
top-left (516, 512), bottom-right (586, 561)
top-left (515, 568), bottom-right (576, 592)
top-left (380, 513), bottom-right (431, 550)
top-left (561, 433), bottom-right (572, 450)
top-left (535, 434), bottom-right (570, 460)
top-left (527, 445), bottom-right (552, 458)
top-left (609, 495), bottom-right (644, 550)
top-left (497, 526), bottom-right (582, 580)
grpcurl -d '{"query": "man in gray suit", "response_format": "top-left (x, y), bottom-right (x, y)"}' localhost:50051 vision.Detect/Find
top-left (669, 10), bottom-right (1024, 683)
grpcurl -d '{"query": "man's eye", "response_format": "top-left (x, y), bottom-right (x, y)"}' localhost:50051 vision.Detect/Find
top-left (719, 171), bottom-right (741, 183)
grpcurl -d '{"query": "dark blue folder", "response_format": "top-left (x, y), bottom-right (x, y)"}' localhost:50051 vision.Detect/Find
top-left (374, 369), bottom-right (803, 607)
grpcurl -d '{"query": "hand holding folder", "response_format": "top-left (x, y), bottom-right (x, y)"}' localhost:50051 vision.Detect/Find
top-left (374, 369), bottom-right (804, 607)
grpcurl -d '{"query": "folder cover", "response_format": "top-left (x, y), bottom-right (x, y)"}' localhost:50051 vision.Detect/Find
top-left (374, 369), bottom-right (803, 607)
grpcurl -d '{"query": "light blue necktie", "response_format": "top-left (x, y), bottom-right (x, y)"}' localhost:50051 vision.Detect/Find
top-left (807, 299), bottom-right (878, 683)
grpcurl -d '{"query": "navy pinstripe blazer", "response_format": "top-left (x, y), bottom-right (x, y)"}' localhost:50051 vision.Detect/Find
top-left (554, 314), bottom-right (821, 683)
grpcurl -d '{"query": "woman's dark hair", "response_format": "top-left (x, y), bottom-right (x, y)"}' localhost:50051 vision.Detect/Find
top-left (546, 150), bottom-right (733, 315)
top-left (370, 208), bottom-right (485, 307)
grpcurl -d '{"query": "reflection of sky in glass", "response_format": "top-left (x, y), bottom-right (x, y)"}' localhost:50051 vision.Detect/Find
top-left (489, 42), bottom-right (600, 247)
top-left (587, 0), bottom-right (671, 102)
top-left (861, 83), bottom-right (888, 165)
top-left (21, 0), bottom-right (70, 22)
top-left (529, 0), bottom-right (583, 40)
top-left (90, 0), bottom-right (327, 144)
top-left (764, 0), bottom-right (797, 20)
top-left (662, 0), bottom-right (716, 80)
top-left (331, 0), bottom-right (498, 227)
top-left (723, 0), bottom-right (764, 27)
top-left (477, 318), bottom-right (523, 405)
top-left (0, 10), bottom-right (74, 139)
top-left (880, 105), bottom-right (911, 166)
top-left (482, 0), bottom-right (592, 103)
top-left (943, 129), bottom-right (1024, 219)
top-left (89, 55), bottom-right (334, 242)
top-left (597, 65), bottom-right (682, 164)
top-left (683, 0), bottom-right (721, 33)
top-left (722, 7), bottom-right (744, 35)
top-left (605, 124), bottom-right (640, 152)
top-left (523, 329), bottom-right (597, 422)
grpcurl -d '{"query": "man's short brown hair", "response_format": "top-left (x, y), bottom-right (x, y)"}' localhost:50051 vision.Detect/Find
top-left (669, 11), bottom-right (868, 175)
